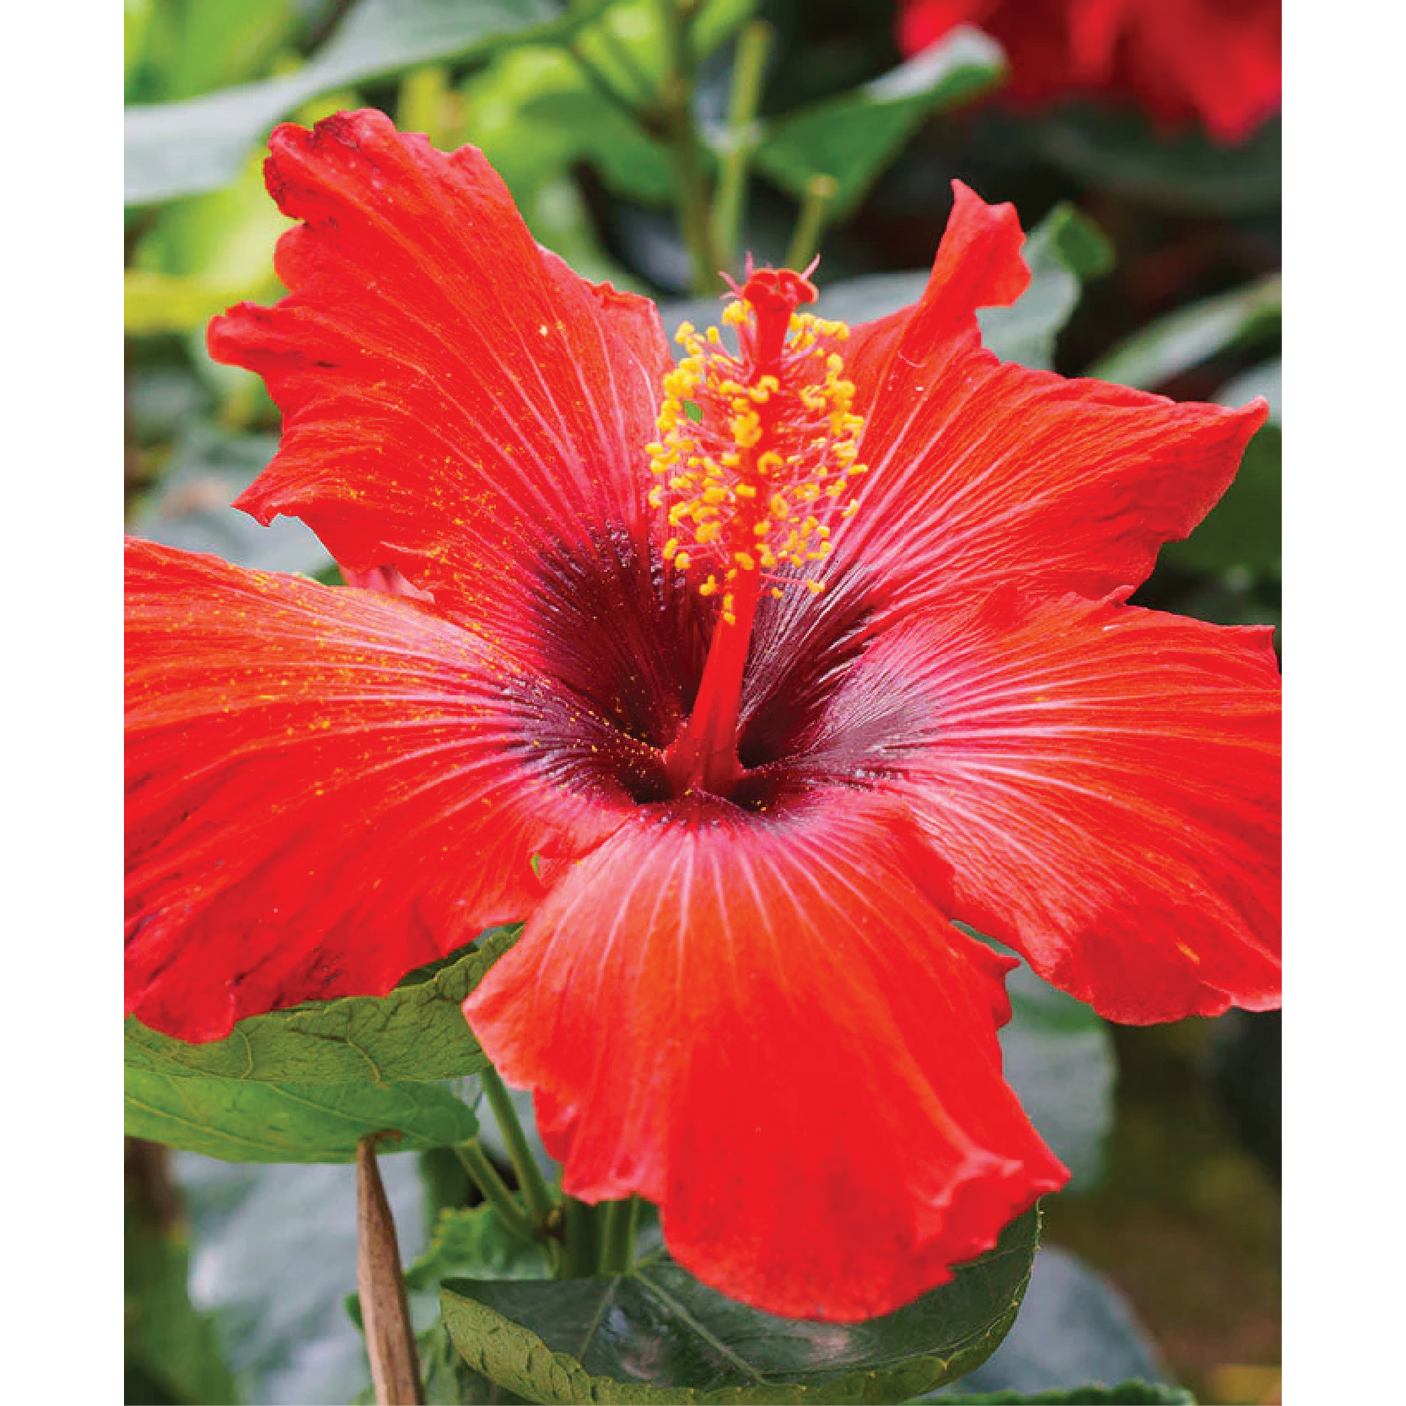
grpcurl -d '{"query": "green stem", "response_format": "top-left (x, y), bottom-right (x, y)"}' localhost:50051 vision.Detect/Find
top-left (562, 41), bottom-right (647, 127)
top-left (784, 173), bottom-right (839, 271)
top-left (478, 1065), bottom-right (556, 1231)
top-left (599, 1197), bottom-right (641, 1275)
top-left (658, 0), bottom-right (723, 294)
top-left (452, 1141), bottom-right (535, 1245)
top-left (558, 1195), bottom-right (606, 1279)
top-left (711, 21), bottom-right (773, 277)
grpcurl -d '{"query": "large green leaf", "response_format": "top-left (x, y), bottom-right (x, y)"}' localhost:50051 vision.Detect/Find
top-left (125, 1069), bottom-right (480, 1162)
top-left (753, 28), bottom-right (1006, 221)
top-left (126, 927), bottom-right (520, 1085)
top-left (126, 0), bottom-right (600, 205)
top-left (441, 1209), bottom-right (1040, 1404)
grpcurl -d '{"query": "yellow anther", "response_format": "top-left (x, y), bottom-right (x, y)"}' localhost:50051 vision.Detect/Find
top-left (731, 413), bottom-right (762, 449)
top-left (649, 293), bottom-right (866, 600)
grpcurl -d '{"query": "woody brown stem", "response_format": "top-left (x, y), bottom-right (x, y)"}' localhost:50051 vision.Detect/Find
top-left (356, 1133), bottom-right (424, 1406)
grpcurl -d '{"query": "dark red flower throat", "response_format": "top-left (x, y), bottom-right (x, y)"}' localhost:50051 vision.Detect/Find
top-left (653, 262), bottom-right (868, 799)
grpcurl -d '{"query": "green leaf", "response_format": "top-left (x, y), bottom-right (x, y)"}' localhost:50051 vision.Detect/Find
top-left (753, 28), bottom-right (1006, 221)
top-left (441, 1209), bottom-right (1040, 1404)
top-left (1216, 358), bottom-right (1282, 425)
top-left (124, 268), bottom-right (260, 336)
top-left (126, 0), bottom-right (602, 205)
top-left (148, 0), bottom-right (300, 103)
top-left (124, 0), bottom-right (154, 99)
top-left (1086, 276), bottom-right (1281, 391)
top-left (978, 203), bottom-right (1113, 370)
top-left (125, 1070), bottom-right (480, 1162)
top-left (1035, 108), bottom-right (1281, 217)
top-left (934, 1384), bottom-right (1194, 1404)
top-left (934, 1246), bottom-right (1176, 1402)
top-left (459, 0), bottom-right (750, 214)
top-left (1000, 963), bottom-right (1115, 1191)
top-left (126, 926), bottom-right (520, 1086)
top-left (406, 1203), bottom-right (551, 1293)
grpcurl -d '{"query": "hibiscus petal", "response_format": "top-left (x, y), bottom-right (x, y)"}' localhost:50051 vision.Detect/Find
top-left (206, 110), bottom-right (683, 694)
top-left (126, 538), bottom-right (634, 1042)
top-left (826, 181), bottom-right (1266, 618)
top-left (465, 788), bottom-right (1067, 1321)
top-left (805, 589), bottom-right (1280, 1022)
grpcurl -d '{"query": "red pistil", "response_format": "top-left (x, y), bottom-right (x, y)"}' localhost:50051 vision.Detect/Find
top-left (659, 261), bottom-right (851, 798)
top-left (732, 263), bottom-right (818, 374)
top-left (662, 569), bottom-right (759, 794)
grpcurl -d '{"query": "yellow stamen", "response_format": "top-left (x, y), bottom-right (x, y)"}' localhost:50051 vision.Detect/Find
top-left (646, 293), bottom-right (868, 600)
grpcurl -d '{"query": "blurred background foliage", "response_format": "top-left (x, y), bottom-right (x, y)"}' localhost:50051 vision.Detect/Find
top-left (124, 2), bottom-right (1280, 1403)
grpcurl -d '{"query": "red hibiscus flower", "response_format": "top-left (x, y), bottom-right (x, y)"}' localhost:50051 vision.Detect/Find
top-left (898, 0), bottom-right (1282, 143)
top-left (125, 110), bottom-right (1280, 1322)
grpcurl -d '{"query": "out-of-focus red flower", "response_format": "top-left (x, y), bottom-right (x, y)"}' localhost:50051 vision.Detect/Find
top-left (898, 0), bottom-right (1282, 143)
top-left (125, 111), bottom-right (1280, 1321)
